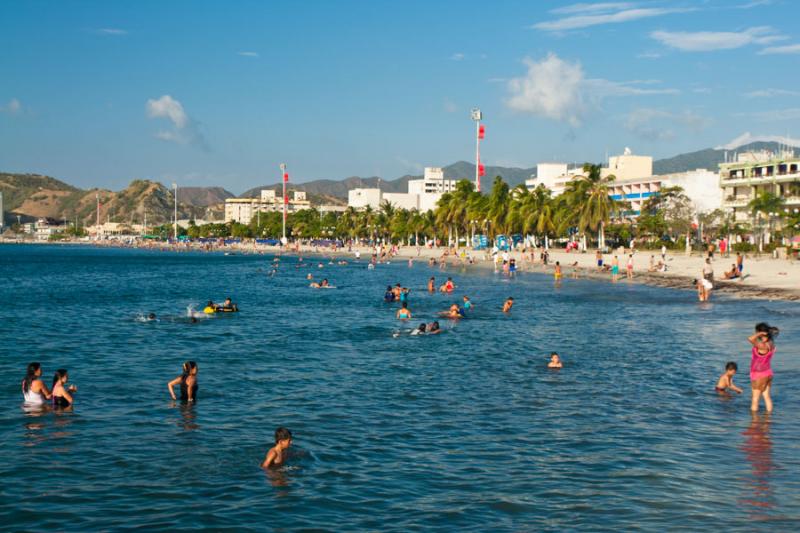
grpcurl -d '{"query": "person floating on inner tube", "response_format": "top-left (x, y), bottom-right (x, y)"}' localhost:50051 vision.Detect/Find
top-left (215, 297), bottom-right (239, 312)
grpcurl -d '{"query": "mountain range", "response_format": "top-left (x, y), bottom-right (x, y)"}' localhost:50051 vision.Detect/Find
top-left (1, 141), bottom-right (796, 227)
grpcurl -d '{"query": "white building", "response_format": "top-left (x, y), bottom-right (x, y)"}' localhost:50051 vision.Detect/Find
top-left (34, 218), bottom-right (66, 240)
top-left (608, 168), bottom-right (720, 217)
top-left (719, 149), bottom-right (800, 222)
top-left (347, 167), bottom-right (456, 212)
top-left (224, 190), bottom-right (312, 223)
top-left (603, 148), bottom-right (652, 181)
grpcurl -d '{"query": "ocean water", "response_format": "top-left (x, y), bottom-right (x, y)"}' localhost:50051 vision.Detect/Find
top-left (1, 244), bottom-right (799, 531)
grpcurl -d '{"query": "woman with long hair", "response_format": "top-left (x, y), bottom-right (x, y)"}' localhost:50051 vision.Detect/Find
top-left (51, 369), bottom-right (77, 407)
top-left (22, 362), bottom-right (51, 405)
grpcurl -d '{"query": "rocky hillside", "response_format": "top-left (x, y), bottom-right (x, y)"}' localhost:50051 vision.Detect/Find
top-left (177, 186), bottom-right (234, 207)
top-left (652, 141), bottom-right (798, 175)
top-left (1, 174), bottom-right (213, 225)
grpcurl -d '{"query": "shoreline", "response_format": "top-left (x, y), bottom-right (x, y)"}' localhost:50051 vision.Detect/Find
top-left (4, 238), bottom-right (800, 301)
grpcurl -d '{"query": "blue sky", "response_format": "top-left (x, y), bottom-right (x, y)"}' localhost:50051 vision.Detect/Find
top-left (2, 0), bottom-right (800, 193)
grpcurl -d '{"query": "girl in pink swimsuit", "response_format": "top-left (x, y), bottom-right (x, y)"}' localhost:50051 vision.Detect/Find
top-left (748, 322), bottom-right (779, 412)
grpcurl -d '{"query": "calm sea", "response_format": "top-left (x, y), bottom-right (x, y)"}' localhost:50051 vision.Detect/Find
top-left (1, 244), bottom-right (798, 531)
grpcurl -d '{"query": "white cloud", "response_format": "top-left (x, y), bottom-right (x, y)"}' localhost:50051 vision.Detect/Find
top-left (717, 132), bottom-right (800, 150)
top-left (238, 51), bottom-right (259, 58)
top-left (506, 53), bottom-right (585, 126)
top-left (744, 88), bottom-right (800, 98)
top-left (443, 99), bottom-right (458, 113)
top-left (534, 5), bottom-right (691, 32)
top-left (650, 26), bottom-right (784, 51)
top-left (736, 0), bottom-right (773, 8)
top-left (450, 53), bottom-right (465, 61)
top-left (145, 95), bottom-right (208, 151)
top-left (758, 43), bottom-right (800, 54)
top-left (96, 28), bottom-right (127, 35)
top-left (0, 98), bottom-right (22, 114)
top-left (624, 108), bottom-right (711, 141)
top-left (505, 53), bottom-right (677, 126)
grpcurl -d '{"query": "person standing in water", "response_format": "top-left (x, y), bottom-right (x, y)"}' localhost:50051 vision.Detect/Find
top-left (51, 369), bottom-right (77, 407)
top-left (748, 322), bottom-right (779, 413)
top-left (396, 302), bottom-right (412, 320)
top-left (262, 427), bottom-right (293, 468)
top-left (22, 362), bottom-right (51, 405)
top-left (168, 361), bottom-right (199, 403)
top-left (502, 297), bottom-right (514, 313)
top-left (626, 254), bottom-right (634, 280)
top-left (611, 256), bottom-right (620, 282)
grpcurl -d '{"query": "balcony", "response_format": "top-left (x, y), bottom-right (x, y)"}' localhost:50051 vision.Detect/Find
top-left (720, 171), bottom-right (800, 186)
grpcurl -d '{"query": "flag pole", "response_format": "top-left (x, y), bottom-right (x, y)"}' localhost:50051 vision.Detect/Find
top-left (280, 163), bottom-right (288, 244)
top-left (471, 108), bottom-right (483, 192)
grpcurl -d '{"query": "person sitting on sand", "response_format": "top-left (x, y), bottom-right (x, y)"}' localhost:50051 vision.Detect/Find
top-left (716, 361), bottom-right (742, 394)
top-left (261, 427), bottom-right (293, 468)
top-left (396, 302), bottom-right (412, 320)
top-left (723, 264), bottom-right (740, 280)
top-left (502, 297), bottom-right (514, 313)
top-left (548, 353), bottom-right (563, 369)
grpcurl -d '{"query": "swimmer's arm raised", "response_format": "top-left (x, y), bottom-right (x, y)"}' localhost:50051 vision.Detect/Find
top-left (167, 376), bottom-right (180, 401)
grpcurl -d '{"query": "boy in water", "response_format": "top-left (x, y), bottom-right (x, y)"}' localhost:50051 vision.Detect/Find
top-left (261, 427), bottom-right (293, 468)
top-left (502, 297), bottom-right (514, 313)
top-left (548, 352), bottom-right (563, 368)
top-left (715, 361), bottom-right (742, 394)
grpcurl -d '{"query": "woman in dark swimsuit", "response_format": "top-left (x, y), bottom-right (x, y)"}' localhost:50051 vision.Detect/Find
top-left (168, 361), bottom-right (198, 402)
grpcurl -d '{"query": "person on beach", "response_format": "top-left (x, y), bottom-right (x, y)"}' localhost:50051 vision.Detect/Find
top-left (51, 369), bottom-right (77, 407)
top-left (695, 278), bottom-right (712, 302)
top-left (462, 295), bottom-right (472, 311)
top-left (596, 250), bottom-right (604, 270)
top-left (748, 322), bottom-right (779, 412)
top-left (554, 261), bottom-right (562, 281)
top-left (261, 427), bottom-right (293, 468)
top-left (168, 361), bottom-right (198, 403)
top-left (428, 277), bottom-right (435, 292)
top-left (548, 353), bottom-right (563, 369)
top-left (736, 252), bottom-right (744, 275)
top-left (509, 258), bottom-right (517, 275)
top-left (723, 264), bottom-right (740, 280)
top-left (22, 362), bottom-right (51, 405)
top-left (703, 258), bottom-right (714, 282)
top-left (611, 256), bottom-right (620, 282)
top-left (716, 362), bottom-right (743, 394)
top-left (502, 260), bottom-right (509, 274)
top-left (626, 254), bottom-right (634, 280)
top-left (661, 244), bottom-right (667, 264)
top-left (396, 302), bottom-right (412, 320)
top-left (502, 297), bottom-right (514, 313)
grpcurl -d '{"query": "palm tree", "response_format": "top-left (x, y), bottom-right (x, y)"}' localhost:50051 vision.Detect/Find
top-left (486, 176), bottom-right (510, 237)
top-left (564, 163), bottom-right (621, 249)
top-left (748, 191), bottom-right (786, 250)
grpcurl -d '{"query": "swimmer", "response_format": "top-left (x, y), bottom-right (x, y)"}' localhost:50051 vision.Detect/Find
top-left (399, 287), bottom-right (410, 304)
top-left (147, 313), bottom-right (157, 321)
top-left (502, 297), bottom-right (514, 313)
top-left (554, 261), bottom-right (562, 280)
top-left (321, 278), bottom-right (329, 288)
top-left (51, 369), bottom-right (77, 407)
top-left (440, 303), bottom-right (464, 319)
top-left (548, 352), bottom-right (563, 369)
top-left (22, 362), bottom-right (51, 405)
top-left (716, 361), bottom-right (742, 394)
top-left (396, 301), bottom-right (412, 319)
top-left (411, 323), bottom-right (427, 335)
top-left (462, 295), bottom-right (472, 311)
top-left (427, 321), bottom-right (442, 334)
top-left (307, 273), bottom-right (313, 280)
top-left (261, 427), bottom-right (293, 468)
top-left (392, 284), bottom-right (402, 299)
top-left (444, 277), bottom-right (455, 292)
top-left (384, 285), bottom-right (395, 302)
top-left (216, 298), bottom-right (238, 311)
top-left (428, 277), bottom-right (435, 292)
top-left (168, 361), bottom-right (198, 403)
top-left (203, 300), bottom-right (216, 314)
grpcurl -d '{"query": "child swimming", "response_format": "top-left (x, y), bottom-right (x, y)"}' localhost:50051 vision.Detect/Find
top-left (715, 361), bottom-right (743, 394)
top-left (548, 352), bottom-right (563, 368)
top-left (261, 427), bottom-right (293, 468)
top-left (502, 297), bottom-right (514, 313)
top-left (748, 322), bottom-right (779, 412)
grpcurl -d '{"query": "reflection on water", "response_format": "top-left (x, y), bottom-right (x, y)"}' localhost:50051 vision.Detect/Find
top-left (173, 402), bottom-right (199, 431)
top-left (739, 413), bottom-right (775, 517)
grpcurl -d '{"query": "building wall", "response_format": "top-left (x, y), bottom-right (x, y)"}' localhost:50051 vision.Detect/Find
top-left (536, 163), bottom-right (568, 190)
top-left (665, 169), bottom-right (721, 213)
top-left (382, 193), bottom-right (419, 210)
top-left (603, 154), bottom-right (653, 181)
top-left (347, 188), bottom-right (382, 210)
